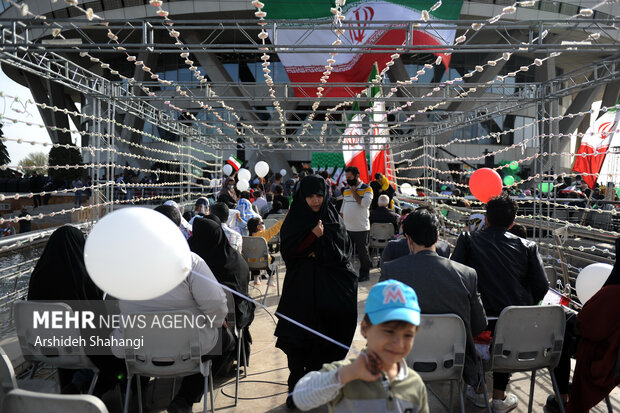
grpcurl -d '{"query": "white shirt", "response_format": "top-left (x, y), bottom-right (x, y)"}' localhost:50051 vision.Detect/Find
top-left (253, 197), bottom-right (268, 215)
top-left (222, 223), bottom-right (243, 252)
top-left (340, 183), bottom-right (373, 232)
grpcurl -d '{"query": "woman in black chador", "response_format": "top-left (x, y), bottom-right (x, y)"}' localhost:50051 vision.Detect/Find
top-left (275, 175), bottom-right (358, 405)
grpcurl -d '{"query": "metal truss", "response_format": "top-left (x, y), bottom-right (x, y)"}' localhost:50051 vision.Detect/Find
top-left (0, 18), bottom-right (618, 54)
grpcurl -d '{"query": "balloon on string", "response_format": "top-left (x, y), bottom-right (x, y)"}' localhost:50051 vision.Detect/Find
top-left (222, 164), bottom-right (233, 176)
top-left (255, 161), bottom-right (269, 178)
top-left (539, 182), bottom-right (554, 193)
top-left (238, 168), bottom-right (251, 181)
top-left (503, 175), bottom-right (515, 186)
top-left (400, 183), bottom-right (415, 196)
top-left (575, 263), bottom-right (612, 304)
top-left (84, 208), bottom-right (192, 300)
top-left (280, 169), bottom-right (287, 177)
top-left (469, 168), bottom-right (502, 203)
top-left (236, 179), bottom-right (250, 191)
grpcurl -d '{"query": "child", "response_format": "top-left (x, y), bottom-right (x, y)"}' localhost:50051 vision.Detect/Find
top-left (292, 280), bottom-right (428, 413)
top-left (247, 216), bottom-right (283, 287)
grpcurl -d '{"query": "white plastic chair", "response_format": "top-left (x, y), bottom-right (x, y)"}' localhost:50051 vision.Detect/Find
top-left (224, 289), bottom-right (247, 406)
top-left (122, 311), bottom-right (215, 413)
top-left (406, 314), bottom-right (466, 413)
top-left (369, 223), bottom-right (395, 264)
top-left (14, 301), bottom-right (100, 394)
top-left (241, 236), bottom-right (280, 304)
top-left (478, 305), bottom-right (566, 413)
top-left (2, 388), bottom-right (109, 413)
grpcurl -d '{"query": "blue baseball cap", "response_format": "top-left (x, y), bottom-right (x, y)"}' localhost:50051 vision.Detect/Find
top-left (365, 280), bottom-right (421, 326)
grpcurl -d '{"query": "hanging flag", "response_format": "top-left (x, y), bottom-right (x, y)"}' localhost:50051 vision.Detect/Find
top-left (342, 101), bottom-right (370, 183)
top-left (265, 0), bottom-right (462, 98)
top-left (573, 108), bottom-right (620, 189)
top-left (227, 155), bottom-right (242, 171)
top-left (368, 63), bottom-right (394, 183)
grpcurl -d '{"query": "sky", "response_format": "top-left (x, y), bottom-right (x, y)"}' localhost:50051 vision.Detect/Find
top-left (0, 69), bottom-right (52, 164)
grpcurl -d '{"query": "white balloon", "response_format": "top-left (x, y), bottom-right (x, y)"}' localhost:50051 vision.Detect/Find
top-left (280, 169), bottom-right (287, 176)
top-left (575, 263), bottom-right (612, 304)
top-left (84, 208), bottom-right (192, 300)
top-left (400, 183), bottom-right (415, 196)
top-left (255, 161), bottom-right (270, 178)
top-left (236, 179), bottom-right (250, 191)
top-left (222, 164), bottom-right (233, 176)
top-left (238, 168), bottom-right (251, 181)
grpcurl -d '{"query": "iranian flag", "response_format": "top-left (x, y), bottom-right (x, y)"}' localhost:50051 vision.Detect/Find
top-left (342, 101), bottom-right (370, 183)
top-left (227, 155), bottom-right (242, 171)
top-left (368, 64), bottom-right (394, 182)
top-left (573, 108), bottom-right (620, 189)
top-left (264, 0), bottom-right (462, 98)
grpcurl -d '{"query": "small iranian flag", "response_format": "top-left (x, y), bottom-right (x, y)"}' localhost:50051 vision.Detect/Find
top-left (227, 156), bottom-right (242, 171)
top-left (573, 108), bottom-right (620, 189)
top-left (264, 0), bottom-right (462, 98)
top-left (342, 101), bottom-right (370, 183)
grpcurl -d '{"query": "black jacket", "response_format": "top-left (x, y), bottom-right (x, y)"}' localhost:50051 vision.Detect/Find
top-left (451, 227), bottom-right (548, 316)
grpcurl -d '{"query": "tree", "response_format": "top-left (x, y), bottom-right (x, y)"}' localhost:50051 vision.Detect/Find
top-left (0, 123), bottom-right (10, 166)
top-left (18, 151), bottom-right (48, 176)
top-left (48, 146), bottom-right (83, 185)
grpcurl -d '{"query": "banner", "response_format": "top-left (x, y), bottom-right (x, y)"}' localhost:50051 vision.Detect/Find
top-left (265, 0), bottom-right (462, 97)
top-left (368, 63), bottom-right (394, 182)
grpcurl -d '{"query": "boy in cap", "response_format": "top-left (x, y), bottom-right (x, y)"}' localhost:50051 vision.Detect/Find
top-left (292, 280), bottom-right (428, 412)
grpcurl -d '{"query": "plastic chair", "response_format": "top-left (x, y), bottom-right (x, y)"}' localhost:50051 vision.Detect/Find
top-left (406, 314), bottom-right (466, 413)
top-left (478, 305), bottom-right (566, 413)
top-left (0, 346), bottom-right (17, 406)
top-left (2, 388), bottom-right (109, 413)
top-left (369, 223), bottom-right (395, 264)
top-left (241, 236), bottom-right (280, 304)
top-left (122, 311), bottom-right (215, 413)
top-left (224, 289), bottom-right (247, 406)
top-left (14, 301), bottom-right (100, 394)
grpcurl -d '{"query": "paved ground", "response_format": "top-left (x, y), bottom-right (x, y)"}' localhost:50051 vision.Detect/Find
top-left (4, 258), bottom-right (620, 412)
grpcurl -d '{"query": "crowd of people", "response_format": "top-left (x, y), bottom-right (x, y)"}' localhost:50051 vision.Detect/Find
top-left (22, 167), bottom-right (620, 413)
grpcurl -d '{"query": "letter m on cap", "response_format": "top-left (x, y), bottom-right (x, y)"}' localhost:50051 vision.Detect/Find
top-left (383, 285), bottom-right (406, 305)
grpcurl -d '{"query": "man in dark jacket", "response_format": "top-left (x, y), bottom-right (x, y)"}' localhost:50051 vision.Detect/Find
top-left (381, 206), bottom-right (487, 387)
top-left (451, 192), bottom-right (549, 412)
top-left (369, 194), bottom-right (400, 232)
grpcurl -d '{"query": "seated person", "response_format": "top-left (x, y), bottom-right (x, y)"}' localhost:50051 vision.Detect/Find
top-left (273, 185), bottom-right (290, 210)
top-left (380, 206), bottom-right (487, 388)
top-left (292, 280), bottom-right (428, 413)
top-left (548, 236), bottom-right (620, 413)
top-left (28, 225), bottom-right (125, 396)
top-left (235, 191), bottom-right (260, 235)
top-left (112, 205), bottom-right (228, 412)
top-left (189, 216), bottom-right (255, 376)
top-left (210, 202), bottom-right (242, 252)
top-left (369, 194), bottom-right (400, 232)
top-left (246, 216), bottom-right (284, 287)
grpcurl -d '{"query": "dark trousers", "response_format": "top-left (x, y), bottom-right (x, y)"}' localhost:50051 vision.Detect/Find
top-left (347, 230), bottom-right (371, 278)
top-left (486, 319), bottom-right (511, 392)
top-left (286, 352), bottom-right (326, 393)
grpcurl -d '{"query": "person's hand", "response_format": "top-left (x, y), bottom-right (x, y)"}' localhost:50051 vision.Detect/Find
top-left (338, 351), bottom-right (383, 384)
top-left (312, 219), bottom-right (324, 237)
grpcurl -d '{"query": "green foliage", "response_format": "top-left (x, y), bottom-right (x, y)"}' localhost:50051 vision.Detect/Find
top-left (18, 151), bottom-right (48, 176)
top-left (48, 146), bottom-right (83, 183)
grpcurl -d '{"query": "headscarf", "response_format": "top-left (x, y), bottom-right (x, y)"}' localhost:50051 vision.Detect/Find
top-left (188, 216), bottom-right (253, 328)
top-left (164, 200), bottom-right (192, 239)
top-left (603, 237), bottom-right (620, 287)
top-left (28, 225), bottom-right (102, 301)
top-left (236, 198), bottom-right (258, 223)
top-left (280, 175), bottom-right (346, 265)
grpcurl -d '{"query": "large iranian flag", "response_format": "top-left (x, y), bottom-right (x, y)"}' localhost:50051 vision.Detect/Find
top-left (573, 108), bottom-right (620, 189)
top-left (342, 101), bottom-right (370, 183)
top-left (264, 0), bottom-right (462, 98)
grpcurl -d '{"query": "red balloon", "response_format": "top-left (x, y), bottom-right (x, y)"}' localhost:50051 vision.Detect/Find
top-left (469, 168), bottom-right (502, 203)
